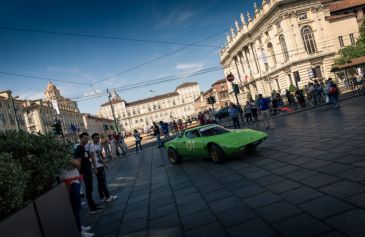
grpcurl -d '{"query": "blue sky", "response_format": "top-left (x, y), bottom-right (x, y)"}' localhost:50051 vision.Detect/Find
top-left (0, 0), bottom-right (254, 114)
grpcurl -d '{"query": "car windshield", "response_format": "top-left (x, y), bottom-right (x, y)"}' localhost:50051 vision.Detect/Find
top-left (199, 125), bottom-right (230, 137)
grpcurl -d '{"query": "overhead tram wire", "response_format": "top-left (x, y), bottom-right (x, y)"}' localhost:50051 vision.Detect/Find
top-left (0, 71), bottom-right (90, 85)
top-left (0, 27), bottom-right (220, 48)
top-left (71, 32), bottom-right (359, 102)
top-left (91, 28), bottom-right (228, 85)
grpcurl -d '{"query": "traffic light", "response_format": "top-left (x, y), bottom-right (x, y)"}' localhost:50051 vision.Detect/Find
top-left (206, 96), bottom-right (216, 105)
top-left (233, 83), bottom-right (240, 94)
top-left (103, 124), bottom-right (108, 131)
top-left (52, 121), bottom-right (62, 136)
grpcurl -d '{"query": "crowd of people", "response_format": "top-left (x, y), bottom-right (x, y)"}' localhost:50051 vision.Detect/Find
top-left (225, 78), bottom-right (342, 130)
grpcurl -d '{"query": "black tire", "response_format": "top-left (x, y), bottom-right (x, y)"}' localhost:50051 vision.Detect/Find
top-left (167, 147), bottom-right (182, 164)
top-left (246, 144), bottom-right (258, 152)
top-left (208, 144), bottom-right (226, 164)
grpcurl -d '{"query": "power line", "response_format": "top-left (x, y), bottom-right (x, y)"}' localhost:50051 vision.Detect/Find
top-left (0, 71), bottom-right (91, 85)
top-left (0, 26), bottom-right (220, 48)
top-left (91, 29), bottom-right (227, 85)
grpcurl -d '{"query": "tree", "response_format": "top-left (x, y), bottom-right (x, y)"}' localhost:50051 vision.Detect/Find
top-left (334, 19), bottom-right (365, 66)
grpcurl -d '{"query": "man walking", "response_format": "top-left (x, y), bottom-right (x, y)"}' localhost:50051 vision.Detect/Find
top-left (258, 94), bottom-right (273, 129)
top-left (228, 102), bottom-right (240, 129)
top-left (88, 133), bottom-right (117, 203)
top-left (153, 122), bottom-right (162, 148)
top-left (74, 132), bottom-right (103, 214)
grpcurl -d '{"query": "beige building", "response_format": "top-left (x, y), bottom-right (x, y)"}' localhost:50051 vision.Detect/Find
top-left (0, 90), bottom-right (27, 131)
top-left (22, 82), bottom-right (86, 140)
top-left (82, 114), bottom-right (114, 135)
top-left (220, 0), bottom-right (362, 104)
top-left (98, 82), bottom-right (200, 131)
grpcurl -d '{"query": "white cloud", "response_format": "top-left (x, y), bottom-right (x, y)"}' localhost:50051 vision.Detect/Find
top-left (154, 6), bottom-right (197, 30)
top-left (17, 90), bottom-right (44, 100)
top-left (46, 66), bottom-right (80, 73)
top-left (83, 89), bottom-right (103, 97)
top-left (176, 62), bottom-right (204, 71)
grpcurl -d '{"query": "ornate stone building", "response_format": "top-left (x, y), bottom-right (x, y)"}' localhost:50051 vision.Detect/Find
top-left (220, 0), bottom-right (362, 104)
top-left (22, 82), bottom-right (86, 140)
top-left (98, 82), bottom-right (200, 131)
top-left (0, 90), bottom-right (27, 131)
top-left (194, 79), bottom-right (230, 112)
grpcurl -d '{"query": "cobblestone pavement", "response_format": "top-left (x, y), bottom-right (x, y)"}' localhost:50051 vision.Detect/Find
top-left (82, 95), bottom-right (365, 237)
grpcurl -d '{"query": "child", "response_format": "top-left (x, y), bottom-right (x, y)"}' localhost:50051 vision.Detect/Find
top-left (133, 129), bottom-right (143, 153)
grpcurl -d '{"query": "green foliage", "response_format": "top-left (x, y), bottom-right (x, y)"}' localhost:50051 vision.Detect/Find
top-left (0, 130), bottom-right (70, 217)
top-left (288, 84), bottom-right (296, 93)
top-left (0, 153), bottom-right (29, 217)
top-left (334, 19), bottom-right (365, 66)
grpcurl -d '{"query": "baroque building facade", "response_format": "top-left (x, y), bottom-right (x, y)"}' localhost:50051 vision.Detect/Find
top-left (98, 82), bottom-right (200, 131)
top-left (0, 90), bottom-right (27, 131)
top-left (220, 0), bottom-right (362, 104)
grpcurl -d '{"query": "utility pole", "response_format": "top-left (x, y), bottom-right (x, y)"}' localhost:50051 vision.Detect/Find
top-left (9, 91), bottom-right (20, 131)
top-left (107, 88), bottom-right (119, 132)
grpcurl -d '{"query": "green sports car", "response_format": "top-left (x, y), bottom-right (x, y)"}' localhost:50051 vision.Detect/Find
top-left (164, 124), bottom-right (267, 164)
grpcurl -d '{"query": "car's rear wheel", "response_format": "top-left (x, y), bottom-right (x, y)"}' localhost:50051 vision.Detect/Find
top-left (167, 147), bottom-right (182, 164)
top-left (246, 144), bottom-right (258, 152)
top-left (208, 144), bottom-right (225, 164)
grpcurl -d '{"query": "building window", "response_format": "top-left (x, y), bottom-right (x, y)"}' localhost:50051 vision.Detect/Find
top-left (314, 65), bottom-right (323, 79)
top-left (339, 36), bottom-right (344, 47)
top-left (267, 42), bottom-right (276, 67)
top-left (298, 12), bottom-right (307, 21)
top-left (279, 34), bottom-right (289, 61)
top-left (350, 33), bottom-right (355, 45)
top-left (301, 26), bottom-right (317, 54)
top-left (275, 21), bottom-right (281, 29)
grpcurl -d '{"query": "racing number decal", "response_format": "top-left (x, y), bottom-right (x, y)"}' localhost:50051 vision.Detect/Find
top-left (186, 140), bottom-right (195, 151)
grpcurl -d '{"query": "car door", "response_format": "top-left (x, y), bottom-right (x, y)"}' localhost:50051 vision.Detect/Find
top-left (179, 129), bottom-right (207, 157)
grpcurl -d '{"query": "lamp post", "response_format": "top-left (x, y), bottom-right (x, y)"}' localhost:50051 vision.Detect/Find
top-left (107, 88), bottom-right (119, 132)
top-left (9, 91), bottom-right (20, 131)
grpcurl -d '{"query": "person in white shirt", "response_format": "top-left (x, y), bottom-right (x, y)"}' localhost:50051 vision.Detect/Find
top-left (133, 129), bottom-right (143, 153)
top-left (59, 158), bottom-right (94, 237)
top-left (88, 133), bottom-right (117, 203)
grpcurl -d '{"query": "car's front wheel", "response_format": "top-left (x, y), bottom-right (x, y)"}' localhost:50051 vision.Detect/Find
top-left (167, 147), bottom-right (182, 164)
top-left (208, 144), bottom-right (226, 164)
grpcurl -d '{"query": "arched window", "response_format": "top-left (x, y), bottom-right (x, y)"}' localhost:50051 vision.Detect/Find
top-left (301, 26), bottom-right (317, 54)
top-left (267, 42), bottom-right (276, 67)
top-left (279, 35), bottom-right (289, 61)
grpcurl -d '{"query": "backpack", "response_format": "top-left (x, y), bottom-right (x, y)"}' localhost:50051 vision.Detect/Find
top-left (328, 84), bottom-right (337, 95)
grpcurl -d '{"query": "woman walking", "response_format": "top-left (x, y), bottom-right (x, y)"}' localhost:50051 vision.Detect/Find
top-left (133, 129), bottom-right (143, 153)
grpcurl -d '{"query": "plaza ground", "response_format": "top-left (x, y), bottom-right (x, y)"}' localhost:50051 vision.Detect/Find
top-left (82, 95), bottom-right (365, 237)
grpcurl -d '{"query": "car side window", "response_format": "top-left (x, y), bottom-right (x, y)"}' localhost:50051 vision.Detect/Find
top-left (185, 130), bottom-right (200, 139)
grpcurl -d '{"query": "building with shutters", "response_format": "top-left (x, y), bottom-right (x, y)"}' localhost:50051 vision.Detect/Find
top-left (97, 82), bottom-right (200, 132)
top-left (220, 0), bottom-right (364, 105)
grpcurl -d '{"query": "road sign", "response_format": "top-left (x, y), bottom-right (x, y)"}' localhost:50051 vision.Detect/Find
top-left (226, 73), bottom-right (235, 82)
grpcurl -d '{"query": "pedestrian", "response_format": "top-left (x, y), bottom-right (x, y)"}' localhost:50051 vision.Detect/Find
top-left (295, 89), bottom-right (306, 108)
top-left (60, 157), bottom-right (94, 237)
top-left (133, 129), bottom-right (143, 152)
top-left (326, 78), bottom-right (340, 108)
top-left (153, 122), bottom-right (162, 148)
top-left (250, 100), bottom-right (258, 121)
top-left (228, 102), bottom-right (240, 129)
top-left (243, 101), bottom-right (253, 125)
top-left (160, 121), bottom-right (170, 139)
top-left (87, 133), bottom-right (117, 203)
top-left (258, 94), bottom-right (273, 129)
top-left (74, 133), bottom-right (103, 214)
top-left (198, 112), bottom-right (205, 125)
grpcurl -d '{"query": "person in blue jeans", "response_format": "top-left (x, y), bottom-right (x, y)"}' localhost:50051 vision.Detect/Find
top-left (228, 102), bottom-right (240, 129)
top-left (258, 94), bottom-right (273, 129)
top-left (133, 129), bottom-right (143, 152)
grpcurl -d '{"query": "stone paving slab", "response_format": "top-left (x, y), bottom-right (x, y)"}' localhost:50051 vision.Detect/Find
top-left (80, 96), bottom-right (365, 237)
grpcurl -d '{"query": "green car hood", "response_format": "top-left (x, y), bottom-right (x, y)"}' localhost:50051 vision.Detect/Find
top-left (205, 129), bottom-right (267, 148)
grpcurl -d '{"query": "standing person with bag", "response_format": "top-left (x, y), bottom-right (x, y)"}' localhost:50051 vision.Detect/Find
top-left (326, 78), bottom-right (340, 108)
top-left (133, 129), bottom-right (143, 153)
top-left (243, 101), bottom-right (253, 125)
top-left (60, 157), bottom-right (94, 237)
top-left (88, 133), bottom-right (117, 203)
top-left (153, 122), bottom-right (162, 148)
